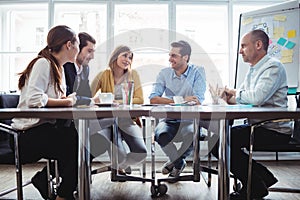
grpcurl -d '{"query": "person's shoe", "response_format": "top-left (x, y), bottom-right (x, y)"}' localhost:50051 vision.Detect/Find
top-left (230, 191), bottom-right (245, 200)
top-left (118, 168), bottom-right (126, 175)
top-left (263, 175), bottom-right (278, 188)
top-left (230, 185), bottom-right (268, 200)
top-left (234, 174), bottom-right (268, 199)
top-left (125, 166), bottom-right (132, 175)
top-left (168, 160), bottom-right (186, 178)
top-left (31, 171), bottom-right (49, 199)
top-left (161, 161), bottom-right (174, 175)
top-left (255, 163), bottom-right (278, 188)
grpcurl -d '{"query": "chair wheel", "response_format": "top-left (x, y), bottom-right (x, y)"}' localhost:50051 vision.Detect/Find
top-left (158, 184), bottom-right (168, 196)
top-left (150, 185), bottom-right (158, 197)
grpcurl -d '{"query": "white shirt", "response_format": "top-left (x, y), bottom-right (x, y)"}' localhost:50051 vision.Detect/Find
top-left (236, 55), bottom-right (291, 134)
top-left (12, 58), bottom-right (66, 130)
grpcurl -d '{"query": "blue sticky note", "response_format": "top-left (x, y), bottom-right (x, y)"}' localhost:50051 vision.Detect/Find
top-left (288, 87), bottom-right (297, 95)
top-left (285, 41), bottom-right (296, 49)
top-left (277, 37), bottom-right (287, 46)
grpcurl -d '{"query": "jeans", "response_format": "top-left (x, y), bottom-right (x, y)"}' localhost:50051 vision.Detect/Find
top-left (155, 119), bottom-right (194, 168)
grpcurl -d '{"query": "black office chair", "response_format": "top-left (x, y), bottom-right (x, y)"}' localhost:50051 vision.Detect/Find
top-left (246, 94), bottom-right (300, 200)
top-left (0, 93), bottom-right (59, 200)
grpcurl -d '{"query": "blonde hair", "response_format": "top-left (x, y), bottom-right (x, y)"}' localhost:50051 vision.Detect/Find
top-left (108, 45), bottom-right (133, 72)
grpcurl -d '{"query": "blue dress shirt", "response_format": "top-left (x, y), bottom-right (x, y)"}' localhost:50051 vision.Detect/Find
top-left (149, 63), bottom-right (206, 104)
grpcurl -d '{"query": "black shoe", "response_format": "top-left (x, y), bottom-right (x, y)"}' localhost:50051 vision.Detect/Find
top-left (259, 171), bottom-right (278, 188)
top-left (244, 174), bottom-right (269, 199)
top-left (231, 185), bottom-right (268, 200)
top-left (263, 175), bottom-right (278, 188)
top-left (31, 170), bottom-right (49, 199)
top-left (125, 166), bottom-right (132, 175)
top-left (255, 163), bottom-right (278, 188)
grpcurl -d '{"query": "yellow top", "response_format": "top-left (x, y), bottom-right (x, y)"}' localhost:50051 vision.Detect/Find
top-left (91, 68), bottom-right (144, 104)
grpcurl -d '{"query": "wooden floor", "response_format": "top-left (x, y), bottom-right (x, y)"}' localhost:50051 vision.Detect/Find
top-left (0, 160), bottom-right (300, 200)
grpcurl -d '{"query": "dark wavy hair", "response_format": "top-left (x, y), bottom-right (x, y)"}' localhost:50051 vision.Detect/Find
top-left (18, 25), bottom-right (77, 94)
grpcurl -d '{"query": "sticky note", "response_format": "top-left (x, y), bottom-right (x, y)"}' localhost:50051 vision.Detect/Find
top-left (273, 27), bottom-right (285, 38)
top-left (287, 30), bottom-right (296, 38)
top-left (285, 41), bottom-right (296, 49)
top-left (281, 49), bottom-right (294, 56)
top-left (281, 56), bottom-right (293, 63)
top-left (277, 37), bottom-right (287, 46)
top-left (274, 15), bottom-right (287, 21)
top-left (288, 88), bottom-right (297, 95)
top-left (242, 17), bottom-right (253, 25)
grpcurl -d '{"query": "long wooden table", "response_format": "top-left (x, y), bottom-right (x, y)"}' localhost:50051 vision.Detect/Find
top-left (1, 105), bottom-right (299, 200)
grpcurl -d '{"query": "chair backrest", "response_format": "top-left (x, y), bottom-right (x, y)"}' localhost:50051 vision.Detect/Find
top-left (0, 94), bottom-right (19, 141)
top-left (0, 94), bottom-right (19, 124)
top-left (292, 94), bottom-right (300, 142)
top-left (0, 94), bottom-right (19, 109)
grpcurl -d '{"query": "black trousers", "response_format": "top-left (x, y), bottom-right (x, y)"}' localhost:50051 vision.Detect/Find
top-left (18, 122), bottom-right (78, 199)
top-left (212, 124), bottom-right (290, 187)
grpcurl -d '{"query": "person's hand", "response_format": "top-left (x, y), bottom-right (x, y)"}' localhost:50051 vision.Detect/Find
top-left (92, 95), bottom-right (100, 104)
top-left (67, 92), bottom-right (77, 106)
top-left (223, 87), bottom-right (236, 104)
top-left (184, 96), bottom-right (200, 105)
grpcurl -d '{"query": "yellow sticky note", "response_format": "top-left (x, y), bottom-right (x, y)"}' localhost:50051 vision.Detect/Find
top-left (281, 49), bottom-right (294, 57)
top-left (287, 30), bottom-right (296, 38)
top-left (281, 56), bottom-right (293, 64)
top-left (273, 27), bottom-right (285, 38)
top-left (274, 15), bottom-right (287, 21)
top-left (242, 17), bottom-right (253, 25)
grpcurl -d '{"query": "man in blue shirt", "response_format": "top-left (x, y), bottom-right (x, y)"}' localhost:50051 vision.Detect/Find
top-left (149, 40), bottom-right (206, 178)
top-left (220, 30), bottom-right (292, 199)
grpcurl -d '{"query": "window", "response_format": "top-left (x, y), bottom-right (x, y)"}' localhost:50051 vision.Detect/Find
top-left (0, 0), bottom-right (289, 94)
top-left (0, 3), bottom-right (48, 91)
top-left (114, 3), bottom-right (169, 103)
top-left (176, 4), bottom-right (229, 86)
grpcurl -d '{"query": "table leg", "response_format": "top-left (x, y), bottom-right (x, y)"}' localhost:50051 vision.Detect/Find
top-left (111, 118), bottom-right (118, 180)
top-left (78, 119), bottom-right (90, 200)
top-left (218, 119), bottom-right (230, 200)
top-left (193, 118), bottom-right (200, 181)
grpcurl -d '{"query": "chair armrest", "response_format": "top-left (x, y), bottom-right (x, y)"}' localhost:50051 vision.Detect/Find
top-left (250, 118), bottom-right (293, 128)
top-left (0, 122), bottom-right (19, 136)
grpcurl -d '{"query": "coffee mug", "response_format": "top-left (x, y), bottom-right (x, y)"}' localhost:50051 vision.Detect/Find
top-left (173, 96), bottom-right (184, 104)
top-left (99, 93), bottom-right (114, 103)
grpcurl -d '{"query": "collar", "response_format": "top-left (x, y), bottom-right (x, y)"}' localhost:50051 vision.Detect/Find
top-left (172, 64), bottom-right (190, 79)
top-left (74, 62), bottom-right (83, 75)
top-left (251, 55), bottom-right (269, 71)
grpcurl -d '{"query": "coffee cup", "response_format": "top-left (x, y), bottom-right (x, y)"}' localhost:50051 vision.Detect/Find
top-left (173, 96), bottom-right (184, 104)
top-left (99, 93), bottom-right (114, 103)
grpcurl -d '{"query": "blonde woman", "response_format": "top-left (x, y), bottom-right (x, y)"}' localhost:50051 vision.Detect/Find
top-left (90, 45), bottom-right (146, 174)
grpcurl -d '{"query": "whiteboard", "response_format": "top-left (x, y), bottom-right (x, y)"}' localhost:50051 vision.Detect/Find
top-left (235, 0), bottom-right (300, 92)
